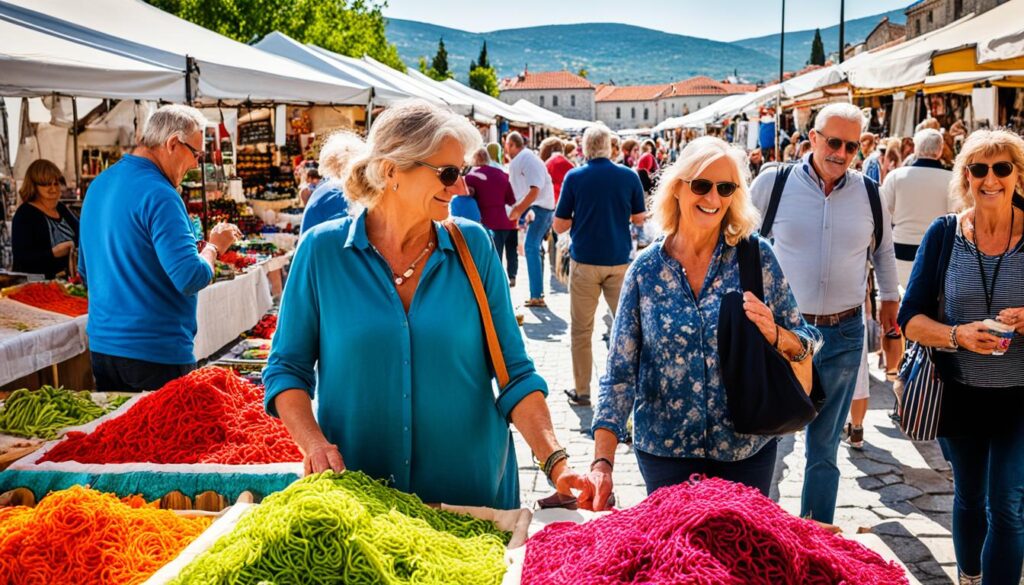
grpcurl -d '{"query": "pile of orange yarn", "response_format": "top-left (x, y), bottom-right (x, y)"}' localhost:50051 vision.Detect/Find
top-left (0, 486), bottom-right (211, 584)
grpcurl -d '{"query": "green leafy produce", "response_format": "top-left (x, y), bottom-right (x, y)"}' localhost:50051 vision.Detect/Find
top-left (0, 386), bottom-right (125, 439)
top-left (173, 470), bottom-right (510, 584)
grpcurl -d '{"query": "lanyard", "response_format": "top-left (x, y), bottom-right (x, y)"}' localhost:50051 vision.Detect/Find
top-left (971, 207), bottom-right (1015, 316)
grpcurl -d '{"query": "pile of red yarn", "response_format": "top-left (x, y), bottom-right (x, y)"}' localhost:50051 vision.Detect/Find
top-left (522, 477), bottom-right (908, 585)
top-left (40, 367), bottom-right (301, 465)
top-left (248, 314), bottom-right (278, 339)
top-left (9, 282), bottom-right (88, 316)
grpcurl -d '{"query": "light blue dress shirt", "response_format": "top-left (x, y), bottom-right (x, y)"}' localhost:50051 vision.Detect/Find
top-left (593, 236), bottom-right (822, 461)
top-left (263, 211), bottom-right (546, 508)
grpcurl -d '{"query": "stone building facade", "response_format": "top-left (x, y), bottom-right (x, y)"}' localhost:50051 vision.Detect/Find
top-left (865, 17), bottom-right (906, 50)
top-left (905, 0), bottom-right (1007, 39)
top-left (498, 71), bottom-right (595, 120)
top-left (595, 77), bottom-right (756, 131)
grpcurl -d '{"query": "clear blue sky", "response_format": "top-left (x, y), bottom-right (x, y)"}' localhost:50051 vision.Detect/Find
top-left (382, 0), bottom-right (912, 42)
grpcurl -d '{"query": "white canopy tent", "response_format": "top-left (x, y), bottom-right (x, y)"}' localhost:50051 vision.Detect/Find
top-left (356, 56), bottom-right (479, 120)
top-left (0, 17), bottom-right (183, 101)
top-left (844, 1), bottom-right (1024, 91)
top-left (440, 79), bottom-right (541, 125)
top-left (406, 70), bottom-right (501, 124)
top-left (512, 99), bottom-right (596, 132)
top-left (306, 46), bottom-right (430, 105)
top-left (0, 0), bottom-right (372, 105)
top-left (253, 32), bottom-right (409, 106)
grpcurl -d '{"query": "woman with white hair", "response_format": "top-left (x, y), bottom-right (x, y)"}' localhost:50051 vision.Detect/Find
top-left (583, 136), bottom-right (821, 509)
top-left (899, 129), bottom-right (1024, 585)
top-left (263, 100), bottom-right (593, 508)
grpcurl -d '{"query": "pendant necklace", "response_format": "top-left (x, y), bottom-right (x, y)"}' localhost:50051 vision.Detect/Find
top-left (388, 240), bottom-right (434, 286)
top-left (970, 207), bottom-right (1015, 315)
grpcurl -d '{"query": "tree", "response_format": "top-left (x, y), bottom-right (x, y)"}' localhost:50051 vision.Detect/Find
top-left (577, 67), bottom-right (589, 79)
top-left (427, 38), bottom-right (453, 81)
top-left (809, 28), bottom-right (826, 66)
top-left (476, 41), bottom-right (490, 70)
top-left (143, 0), bottom-right (406, 71)
top-left (469, 66), bottom-right (499, 97)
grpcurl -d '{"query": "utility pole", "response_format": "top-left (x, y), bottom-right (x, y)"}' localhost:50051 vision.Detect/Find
top-left (775, 0), bottom-right (785, 160)
top-left (838, 0), bottom-right (846, 63)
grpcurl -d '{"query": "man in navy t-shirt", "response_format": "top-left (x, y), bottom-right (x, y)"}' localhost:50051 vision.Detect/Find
top-left (553, 125), bottom-right (646, 406)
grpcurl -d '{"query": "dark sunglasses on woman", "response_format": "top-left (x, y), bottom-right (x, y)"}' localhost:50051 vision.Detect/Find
top-left (415, 161), bottom-right (470, 187)
top-left (967, 161), bottom-right (1014, 179)
top-left (684, 178), bottom-right (738, 197)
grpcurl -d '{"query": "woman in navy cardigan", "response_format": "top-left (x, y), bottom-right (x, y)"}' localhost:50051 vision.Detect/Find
top-left (898, 130), bottom-right (1024, 585)
top-left (12, 159), bottom-right (79, 278)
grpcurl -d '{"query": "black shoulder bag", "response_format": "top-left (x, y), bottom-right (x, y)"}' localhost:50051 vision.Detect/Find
top-left (718, 236), bottom-right (825, 435)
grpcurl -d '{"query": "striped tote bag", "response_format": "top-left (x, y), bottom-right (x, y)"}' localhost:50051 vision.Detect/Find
top-left (894, 341), bottom-right (943, 441)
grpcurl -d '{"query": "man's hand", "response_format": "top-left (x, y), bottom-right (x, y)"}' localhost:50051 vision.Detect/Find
top-left (879, 300), bottom-right (900, 333)
top-left (208, 222), bottom-right (242, 255)
top-left (508, 207), bottom-right (523, 223)
top-left (302, 441), bottom-right (345, 475)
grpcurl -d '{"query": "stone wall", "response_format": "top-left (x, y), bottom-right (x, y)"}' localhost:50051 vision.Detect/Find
top-left (499, 89), bottom-right (595, 120)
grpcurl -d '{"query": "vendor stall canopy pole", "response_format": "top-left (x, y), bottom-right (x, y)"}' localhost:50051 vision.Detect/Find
top-left (776, 0), bottom-right (785, 159)
top-left (72, 97), bottom-right (80, 198)
top-left (185, 55), bottom-right (209, 239)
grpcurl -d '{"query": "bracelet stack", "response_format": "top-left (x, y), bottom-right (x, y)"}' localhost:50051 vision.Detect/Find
top-left (789, 335), bottom-right (812, 362)
top-left (949, 325), bottom-right (960, 350)
top-left (537, 448), bottom-right (568, 483)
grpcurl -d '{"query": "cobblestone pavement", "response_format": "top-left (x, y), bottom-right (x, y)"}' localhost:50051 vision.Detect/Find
top-left (508, 270), bottom-right (962, 585)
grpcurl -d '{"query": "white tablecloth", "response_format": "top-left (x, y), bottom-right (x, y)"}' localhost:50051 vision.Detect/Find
top-left (0, 299), bottom-right (88, 386)
top-left (193, 264), bottom-right (274, 361)
top-left (261, 232), bottom-right (299, 252)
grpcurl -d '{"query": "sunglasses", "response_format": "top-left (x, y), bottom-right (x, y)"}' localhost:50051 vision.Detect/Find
top-left (415, 161), bottom-right (470, 187)
top-left (967, 161), bottom-right (1014, 179)
top-left (684, 178), bottom-right (738, 197)
top-left (36, 180), bottom-right (62, 188)
top-left (817, 133), bottom-right (859, 155)
top-left (179, 140), bottom-right (205, 163)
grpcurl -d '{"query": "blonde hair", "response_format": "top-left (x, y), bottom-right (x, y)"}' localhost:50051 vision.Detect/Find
top-left (538, 137), bottom-right (564, 161)
top-left (652, 136), bottom-right (760, 246)
top-left (19, 159), bottom-right (63, 203)
top-left (951, 129), bottom-right (1024, 210)
top-left (327, 99), bottom-right (482, 208)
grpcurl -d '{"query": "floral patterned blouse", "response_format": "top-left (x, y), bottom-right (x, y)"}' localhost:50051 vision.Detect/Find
top-left (592, 235), bottom-right (823, 461)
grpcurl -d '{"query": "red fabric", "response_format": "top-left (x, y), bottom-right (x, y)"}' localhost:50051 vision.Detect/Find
top-left (546, 154), bottom-right (575, 203)
top-left (522, 477), bottom-right (908, 585)
top-left (637, 152), bottom-right (658, 173)
top-left (40, 367), bottom-right (301, 465)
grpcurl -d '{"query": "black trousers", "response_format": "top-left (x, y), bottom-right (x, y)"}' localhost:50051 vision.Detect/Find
top-left (91, 351), bottom-right (195, 392)
top-left (491, 229), bottom-right (519, 282)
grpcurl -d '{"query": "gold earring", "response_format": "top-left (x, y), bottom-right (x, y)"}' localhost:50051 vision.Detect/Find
top-left (393, 183), bottom-right (399, 191)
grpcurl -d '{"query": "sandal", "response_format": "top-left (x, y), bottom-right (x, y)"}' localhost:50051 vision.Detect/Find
top-left (524, 298), bottom-right (547, 308)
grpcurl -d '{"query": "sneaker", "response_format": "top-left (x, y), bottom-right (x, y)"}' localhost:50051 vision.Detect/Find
top-left (524, 298), bottom-right (547, 308)
top-left (564, 389), bottom-right (591, 407)
top-left (844, 423), bottom-right (864, 449)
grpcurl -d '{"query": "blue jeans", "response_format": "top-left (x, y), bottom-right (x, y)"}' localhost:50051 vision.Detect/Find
top-left (939, 419), bottom-right (1024, 583)
top-left (525, 206), bottom-right (553, 299)
top-left (800, 313), bottom-right (864, 523)
top-left (635, 440), bottom-right (778, 497)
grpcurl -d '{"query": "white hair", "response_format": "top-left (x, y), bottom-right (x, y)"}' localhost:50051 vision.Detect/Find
top-left (328, 99), bottom-right (482, 208)
top-left (913, 128), bottom-right (944, 159)
top-left (140, 104), bottom-right (206, 148)
top-left (582, 124), bottom-right (613, 159)
top-left (814, 102), bottom-right (866, 133)
top-left (319, 131), bottom-right (354, 179)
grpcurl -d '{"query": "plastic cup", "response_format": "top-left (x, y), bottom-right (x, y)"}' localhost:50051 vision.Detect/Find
top-left (983, 319), bottom-right (1015, 356)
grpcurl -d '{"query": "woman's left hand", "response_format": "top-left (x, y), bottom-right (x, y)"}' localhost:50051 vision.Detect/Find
top-left (997, 307), bottom-right (1024, 335)
top-left (743, 291), bottom-right (779, 345)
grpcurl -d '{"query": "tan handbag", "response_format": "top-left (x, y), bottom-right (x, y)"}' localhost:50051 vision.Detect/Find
top-left (442, 221), bottom-right (509, 389)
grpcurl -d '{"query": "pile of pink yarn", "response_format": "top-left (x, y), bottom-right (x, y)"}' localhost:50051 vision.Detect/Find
top-left (522, 477), bottom-right (908, 585)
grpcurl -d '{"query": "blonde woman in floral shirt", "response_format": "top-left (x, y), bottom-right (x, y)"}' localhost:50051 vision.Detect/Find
top-left (582, 137), bottom-right (822, 510)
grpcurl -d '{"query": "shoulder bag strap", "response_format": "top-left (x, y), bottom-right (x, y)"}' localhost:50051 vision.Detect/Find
top-left (935, 214), bottom-right (958, 323)
top-left (760, 164), bottom-right (794, 240)
top-left (863, 175), bottom-right (884, 254)
top-left (442, 221), bottom-right (511, 389)
top-left (736, 235), bottom-right (764, 301)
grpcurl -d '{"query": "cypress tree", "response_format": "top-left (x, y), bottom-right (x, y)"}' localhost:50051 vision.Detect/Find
top-left (809, 29), bottom-right (826, 66)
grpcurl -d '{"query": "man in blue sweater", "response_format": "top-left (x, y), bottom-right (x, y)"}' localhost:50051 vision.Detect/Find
top-left (79, 105), bottom-right (240, 391)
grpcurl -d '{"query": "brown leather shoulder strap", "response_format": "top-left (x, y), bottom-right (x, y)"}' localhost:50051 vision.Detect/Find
top-left (442, 221), bottom-right (511, 389)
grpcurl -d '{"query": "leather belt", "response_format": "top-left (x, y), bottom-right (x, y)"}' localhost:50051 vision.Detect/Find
top-left (802, 307), bottom-right (861, 327)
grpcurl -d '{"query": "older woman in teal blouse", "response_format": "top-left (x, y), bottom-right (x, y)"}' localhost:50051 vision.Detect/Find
top-left (263, 100), bottom-right (591, 509)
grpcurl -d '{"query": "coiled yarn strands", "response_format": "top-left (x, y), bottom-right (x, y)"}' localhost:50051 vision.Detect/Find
top-left (172, 471), bottom-right (510, 585)
top-left (39, 366), bottom-right (302, 465)
top-left (9, 282), bottom-right (89, 316)
top-left (522, 477), bottom-right (909, 585)
top-left (0, 486), bottom-right (211, 585)
top-left (0, 386), bottom-right (126, 439)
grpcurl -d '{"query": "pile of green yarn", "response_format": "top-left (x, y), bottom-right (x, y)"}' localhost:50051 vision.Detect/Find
top-left (0, 386), bottom-right (129, 439)
top-left (172, 470), bottom-right (512, 584)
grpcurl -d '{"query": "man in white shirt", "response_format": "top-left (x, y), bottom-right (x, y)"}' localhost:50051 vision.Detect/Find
top-left (506, 131), bottom-right (557, 306)
top-left (881, 128), bottom-right (958, 289)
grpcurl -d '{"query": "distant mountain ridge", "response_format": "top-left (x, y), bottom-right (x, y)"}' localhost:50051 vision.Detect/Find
top-left (384, 7), bottom-right (908, 86)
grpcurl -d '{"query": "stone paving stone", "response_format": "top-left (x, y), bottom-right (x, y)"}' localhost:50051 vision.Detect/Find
top-left (505, 268), bottom-right (970, 583)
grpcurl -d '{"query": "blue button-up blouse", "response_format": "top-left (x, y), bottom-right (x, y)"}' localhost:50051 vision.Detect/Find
top-left (593, 235), bottom-right (823, 461)
top-left (263, 211), bottom-right (547, 509)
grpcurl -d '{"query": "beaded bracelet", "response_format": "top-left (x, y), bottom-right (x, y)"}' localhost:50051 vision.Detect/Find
top-left (789, 335), bottom-right (813, 363)
top-left (537, 448), bottom-right (568, 482)
top-left (949, 325), bottom-right (960, 350)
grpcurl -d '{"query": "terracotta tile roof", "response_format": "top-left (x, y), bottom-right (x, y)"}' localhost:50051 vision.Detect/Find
top-left (594, 76), bottom-right (757, 102)
top-left (500, 70), bottom-right (595, 91)
top-left (595, 83), bottom-right (671, 102)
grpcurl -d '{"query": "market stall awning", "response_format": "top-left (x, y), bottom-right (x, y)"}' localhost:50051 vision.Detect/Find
top-left (440, 79), bottom-right (541, 125)
top-left (253, 32), bottom-right (409, 106)
top-left (511, 99), bottom-right (596, 132)
top-left (845, 1), bottom-right (1024, 92)
top-left (0, 17), bottom-right (183, 100)
top-left (923, 69), bottom-right (1024, 93)
top-left (356, 56), bottom-right (477, 119)
top-left (0, 0), bottom-right (372, 105)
